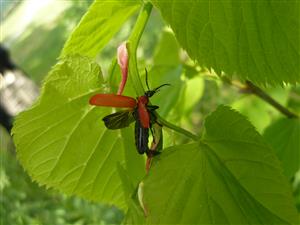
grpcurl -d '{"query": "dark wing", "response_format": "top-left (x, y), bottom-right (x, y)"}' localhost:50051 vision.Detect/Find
top-left (102, 110), bottom-right (135, 129)
top-left (134, 120), bottom-right (149, 154)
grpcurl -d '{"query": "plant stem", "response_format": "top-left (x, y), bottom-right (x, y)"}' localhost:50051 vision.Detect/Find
top-left (156, 114), bottom-right (200, 141)
top-left (223, 77), bottom-right (298, 118)
top-left (244, 81), bottom-right (298, 118)
top-left (128, 2), bottom-right (152, 96)
top-left (127, 2), bottom-right (199, 141)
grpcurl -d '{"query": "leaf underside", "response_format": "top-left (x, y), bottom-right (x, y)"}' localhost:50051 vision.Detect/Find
top-left (143, 106), bottom-right (298, 224)
top-left (151, 0), bottom-right (300, 85)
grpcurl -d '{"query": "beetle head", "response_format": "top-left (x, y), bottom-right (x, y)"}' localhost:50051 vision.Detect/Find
top-left (144, 68), bottom-right (170, 98)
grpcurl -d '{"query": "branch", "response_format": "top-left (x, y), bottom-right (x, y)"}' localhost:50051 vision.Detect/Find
top-left (223, 77), bottom-right (298, 118)
top-left (244, 81), bottom-right (298, 118)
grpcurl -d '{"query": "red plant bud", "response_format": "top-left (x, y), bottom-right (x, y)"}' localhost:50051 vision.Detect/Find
top-left (117, 43), bottom-right (129, 95)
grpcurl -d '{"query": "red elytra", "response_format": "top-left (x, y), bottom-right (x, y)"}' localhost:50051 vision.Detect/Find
top-left (137, 96), bottom-right (150, 128)
top-left (89, 93), bottom-right (150, 128)
top-left (89, 94), bottom-right (136, 108)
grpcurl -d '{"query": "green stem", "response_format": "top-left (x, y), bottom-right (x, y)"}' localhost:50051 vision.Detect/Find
top-left (157, 114), bottom-right (200, 141)
top-left (128, 2), bottom-right (152, 96)
top-left (127, 2), bottom-right (199, 142)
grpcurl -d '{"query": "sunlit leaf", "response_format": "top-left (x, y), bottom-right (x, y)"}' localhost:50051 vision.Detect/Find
top-left (61, 0), bottom-right (140, 58)
top-left (12, 56), bottom-right (141, 208)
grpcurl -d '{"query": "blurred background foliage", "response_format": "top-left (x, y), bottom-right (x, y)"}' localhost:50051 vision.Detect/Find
top-left (0, 0), bottom-right (299, 224)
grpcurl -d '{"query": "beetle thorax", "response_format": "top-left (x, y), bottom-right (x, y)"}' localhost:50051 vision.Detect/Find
top-left (137, 96), bottom-right (149, 105)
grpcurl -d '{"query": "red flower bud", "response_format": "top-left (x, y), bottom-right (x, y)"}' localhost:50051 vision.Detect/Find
top-left (117, 43), bottom-right (129, 95)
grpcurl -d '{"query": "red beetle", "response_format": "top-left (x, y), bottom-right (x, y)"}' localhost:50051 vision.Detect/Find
top-left (89, 70), bottom-right (169, 155)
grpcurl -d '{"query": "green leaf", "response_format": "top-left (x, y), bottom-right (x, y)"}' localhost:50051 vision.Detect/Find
top-left (231, 86), bottom-right (291, 133)
top-left (149, 30), bottom-right (184, 119)
top-left (263, 118), bottom-right (300, 179)
top-left (183, 75), bottom-right (204, 113)
top-left (288, 86), bottom-right (300, 113)
top-left (124, 198), bottom-right (146, 224)
top-left (12, 56), bottom-right (132, 208)
top-left (152, 29), bottom-right (180, 66)
top-left (231, 96), bottom-right (271, 133)
top-left (149, 66), bottom-right (183, 118)
top-left (151, 0), bottom-right (300, 85)
top-left (117, 164), bottom-right (146, 224)
top-left (293, 171), bottom-right (300, 211)
top-left (121, 127), bottom-right (145, 187)
top-left (142, 106), bottom-right (298, 224)
top-left (61, 0), bottom-right (140, 58)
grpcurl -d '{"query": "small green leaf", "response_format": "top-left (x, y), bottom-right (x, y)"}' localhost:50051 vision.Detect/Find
top-left (263, 118), bottom-right (300, 178)
top-left (151, 0), bottom-right (300, 85)
top-left (143, 106), bottom-right (298, 224)
top-left (61, 0), bottom-right (140, 58)
top-left (12, 56), bottom-right (131, 208)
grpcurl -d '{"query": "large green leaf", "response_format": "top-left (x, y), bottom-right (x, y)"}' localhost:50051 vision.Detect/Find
top-left (61, 0), bottom-right (140, 58)
top-left (263, 118), bottom-right (300, 179)
top-left (151, 0), bottom-right (300, 85)
top-left (12, 56), bottom-right (140, 208)
top-left (142, 106), bottom-right (298, 224)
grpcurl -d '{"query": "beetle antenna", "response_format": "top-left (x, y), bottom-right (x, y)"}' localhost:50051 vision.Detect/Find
top-left (145, 68), bottom-right (151, 91)
top-left (153, 83), bottom-right (171, 92)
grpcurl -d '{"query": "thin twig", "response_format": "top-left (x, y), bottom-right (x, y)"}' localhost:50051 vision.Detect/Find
top-left (223, 76), bottom-right (298, 118)
top-left (244, 81), bottom-right (298, 118)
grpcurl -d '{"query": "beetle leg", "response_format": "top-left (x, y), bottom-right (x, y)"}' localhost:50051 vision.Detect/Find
top-left (150, 126), bottom-right (155, 143)
top-left (149, 111), bottom-right (157, 123)
top-left (147, 105), bottom-right (159, 111)
top-left (146, 149), bottom-right (160, 157)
